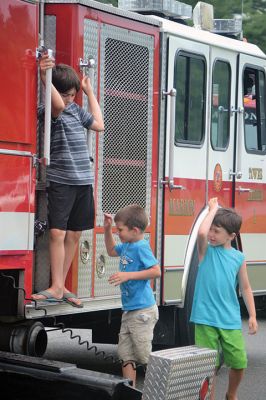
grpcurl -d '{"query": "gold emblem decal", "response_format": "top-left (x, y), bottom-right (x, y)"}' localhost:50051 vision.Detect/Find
top-left (213, 163), bottom-right (222, 192)
top-left (249, 168), bottom-right (262, 180)
top-left (248, 190), bottom-right (263, 201)
top-left (169, 199), bottom-right (195, 216)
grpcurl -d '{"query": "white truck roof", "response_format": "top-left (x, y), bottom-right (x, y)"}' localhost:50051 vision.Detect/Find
top-left (45, 0), bottom-right (266, 59)
top-left (154, 15), bottom-right (266, 59)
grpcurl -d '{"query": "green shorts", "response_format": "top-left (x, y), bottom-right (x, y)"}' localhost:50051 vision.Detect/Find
top-left (195, 324), bottom-right (247, 369)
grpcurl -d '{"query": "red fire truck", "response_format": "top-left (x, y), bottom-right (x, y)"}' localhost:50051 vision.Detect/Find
top-left (0, 0), bottom-right (265, 366)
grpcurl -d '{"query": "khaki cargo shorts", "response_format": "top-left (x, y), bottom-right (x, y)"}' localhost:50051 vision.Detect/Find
top-left (117, 304), bottom-right (159, 365)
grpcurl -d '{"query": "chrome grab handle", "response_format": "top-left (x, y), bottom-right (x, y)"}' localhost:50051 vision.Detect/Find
top-left (237, 187), bottom-right (252, 193)
top-left (218, 105), bottom-right (228, 112)
top-left (43, 49), bottom-right (53, 166)
top-left (79, 56), bottom-right (95, 70)
top-left (229, 169), bottom-right (242, 179)
top-left (218, 106), bottom-right (243, 115)
top-left (231, 105), bottom-right (244, 115)
top-left (230, 106), bottom-right (244, 179)
top-left (169, 180), bottom-right (186, 191)
top-left (160, 180), bottom-right (185, 190)
top-left (79, 56), bottom-right (96, 164)
top-left (161, 88), bottom-right (186, 191)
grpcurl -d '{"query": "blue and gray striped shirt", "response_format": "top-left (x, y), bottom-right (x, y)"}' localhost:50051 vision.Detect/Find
top-left (38, 102), bottom-right (94, 185)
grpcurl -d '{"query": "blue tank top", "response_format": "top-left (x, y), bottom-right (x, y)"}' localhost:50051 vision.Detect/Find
top-left (190, 245), bottom-right (245, 329)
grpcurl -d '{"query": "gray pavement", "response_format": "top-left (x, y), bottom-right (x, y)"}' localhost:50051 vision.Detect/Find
top-left (215, 317), bottom-right (266, 400)
top-left (44, 316), bottom-right (266, 399)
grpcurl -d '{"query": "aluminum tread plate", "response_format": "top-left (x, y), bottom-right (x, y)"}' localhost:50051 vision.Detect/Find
top-left (143, 345), bottom-right (217, 399)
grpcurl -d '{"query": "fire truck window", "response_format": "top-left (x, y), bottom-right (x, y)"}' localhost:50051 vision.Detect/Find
top-left (174, 53), bottom-right (206, 145)
top-left (243, 68), bottom-right (266, 153)
top-left (211, 61), bottom-right (231, 150)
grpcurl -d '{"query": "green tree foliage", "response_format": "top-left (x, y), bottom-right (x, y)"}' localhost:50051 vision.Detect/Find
top-left (185, 0), bottom-right (266, 52)
top-left (100, 0), bottom-right (266, 52)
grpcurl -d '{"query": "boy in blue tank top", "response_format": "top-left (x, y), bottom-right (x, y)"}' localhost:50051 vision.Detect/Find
top-left (104, 204), bottom-right (161, 387)
top-left (190, 197), bottom-right (258, 400)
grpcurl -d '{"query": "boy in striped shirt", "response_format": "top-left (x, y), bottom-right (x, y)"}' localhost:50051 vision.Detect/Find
top-left (32, 53), bottom-right (104, 307)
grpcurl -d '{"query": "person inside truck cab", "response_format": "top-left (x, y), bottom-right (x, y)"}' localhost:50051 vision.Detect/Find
top-left (32, 53), bottom-right (104, 307)
top-left (244, 74), bottom-right (256, 100)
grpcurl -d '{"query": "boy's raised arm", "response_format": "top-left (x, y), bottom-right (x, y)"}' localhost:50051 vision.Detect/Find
top-left (82, 76), bottom-right (104, 132)
top-left (104, 213), bottom-right (118, 257)
top-left (197, 197), bottom-right (219, 261)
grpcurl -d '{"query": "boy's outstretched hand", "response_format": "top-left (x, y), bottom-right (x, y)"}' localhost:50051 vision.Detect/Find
top-left (208, 197), bottom-right (219, 211)
top-left (248, 316), bottom-right (258, 335)
top-left (82, 75), bottom-right (92, 95)
top-left (109, 272), bottom-right (128, 286)
top-left (104, 213), bottom-right (113, 230)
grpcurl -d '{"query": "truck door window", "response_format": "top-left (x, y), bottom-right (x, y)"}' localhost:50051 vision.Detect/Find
top-left (243, 67), bottom-right (266, 153)
top-left (174, 53), bottom-right (206, 145)
top-left (211, 60), bottom-right (231, 150)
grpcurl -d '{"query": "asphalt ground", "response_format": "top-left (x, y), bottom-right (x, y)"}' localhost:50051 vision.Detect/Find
top-left (44, 312), bottom-right (266, 399)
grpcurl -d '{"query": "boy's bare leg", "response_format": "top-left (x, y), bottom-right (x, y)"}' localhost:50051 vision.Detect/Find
top-left (122, 362), bottom-right (136, 387)
top-left (62, 230), bottom-right (82, 305)
top-left (226, 368), bottom-right (244, 400)
top-left (32, 228), bottom-right (66, 299)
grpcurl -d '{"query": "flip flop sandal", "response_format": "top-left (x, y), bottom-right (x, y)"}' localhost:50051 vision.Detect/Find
top-left (32, 290), bottom-right (63, 303)
top-left (63, 292), bottom-right (84, 308)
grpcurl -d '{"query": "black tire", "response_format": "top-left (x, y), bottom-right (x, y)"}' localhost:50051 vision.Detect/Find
top-left (177, 247), bottom-right (199, 346)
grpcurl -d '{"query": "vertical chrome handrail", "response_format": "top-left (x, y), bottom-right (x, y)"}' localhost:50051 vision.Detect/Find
top-left (79, 56), bottom-right (96, 163)
top-left (162, 88), bottom-right (186, 191)
top-left (43, 49), bottom-right (53, 166)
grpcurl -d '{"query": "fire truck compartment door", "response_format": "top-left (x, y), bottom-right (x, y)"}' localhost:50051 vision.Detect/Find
top-left (0, 0), bottom-right (38, 145)
top-left (0, 153), bottom-right (34, 252)
top-left (162, 35), bottom-right (209, 304)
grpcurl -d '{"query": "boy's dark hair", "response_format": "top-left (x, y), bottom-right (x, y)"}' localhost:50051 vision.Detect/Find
top-left (114, 204), bottom-right (148, 232)
top-left (52, 64), bottom-right (80, 93)
top-left (213, 207), bottom-right (242, 234)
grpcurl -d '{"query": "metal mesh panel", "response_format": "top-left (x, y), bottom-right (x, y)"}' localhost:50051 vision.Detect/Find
top-left (102, 39), bottom-right (148, 212)
top-left (97, 26), bottom-right (154, 225)
top-left (83, 19), bottom-right (98, 169)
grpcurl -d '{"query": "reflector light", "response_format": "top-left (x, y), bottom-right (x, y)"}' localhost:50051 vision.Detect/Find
top-left (193, 1), bottom-right (214, 31)
top-left (118, 0), bottom-right (192, 19)
top-left (212, 17), bottom-right (242, 34)
top-left (199, 376), bottom-right (210, 400)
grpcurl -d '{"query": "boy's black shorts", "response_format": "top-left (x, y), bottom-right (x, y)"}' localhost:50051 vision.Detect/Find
top-left (47, 182), bottom-right (95, 231)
